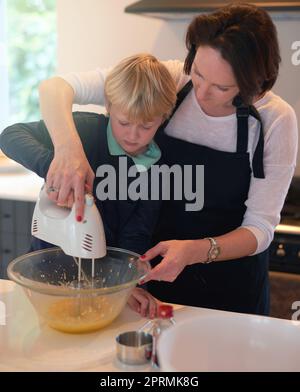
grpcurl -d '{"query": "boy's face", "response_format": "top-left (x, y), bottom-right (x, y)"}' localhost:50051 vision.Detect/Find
top-left (109, 105), bottom-right (163, 156)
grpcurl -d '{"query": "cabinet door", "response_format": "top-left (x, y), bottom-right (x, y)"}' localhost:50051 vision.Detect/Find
top-left (15, 233), bottom-right (31, 257)
top-left (0, 232), bottom-right (15, 279)
top-left (15, 201), bottom-right (32, 235)
top-left (0, 200), bottom-right (14, 234)
top-left (0, 200), bottom-right (36, 279)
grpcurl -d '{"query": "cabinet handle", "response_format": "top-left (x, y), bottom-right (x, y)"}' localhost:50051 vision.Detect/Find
top-left (3, 249), bottom-right (12, 254)
top-left (3, 213), bottom-right (11, 218)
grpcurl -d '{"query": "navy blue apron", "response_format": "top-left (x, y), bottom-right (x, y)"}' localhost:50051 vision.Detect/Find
top-left (148, 81), bottom-right (269, 316)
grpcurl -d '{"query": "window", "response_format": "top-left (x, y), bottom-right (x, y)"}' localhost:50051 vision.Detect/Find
top-left (0, 0), bottom-right (56, 132)
top-left (0, 0), bottom-right (9, 132)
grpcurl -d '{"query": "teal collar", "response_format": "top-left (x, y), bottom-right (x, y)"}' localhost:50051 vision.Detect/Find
top-left (107, 118), bottom-right (161, 172)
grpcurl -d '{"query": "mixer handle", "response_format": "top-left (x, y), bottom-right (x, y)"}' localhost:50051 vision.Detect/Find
top-left (38, 184), bottom-right (72, 219)
top-left (40, 183), bottom-right (95, 207)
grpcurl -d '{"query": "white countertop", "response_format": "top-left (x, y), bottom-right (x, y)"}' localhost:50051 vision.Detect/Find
top-left (0, 170), bottom-right (44, 202)
top-left (1, 279), bottom-right (300, 372)
top-left (0, 279), bottom-right (219, 372)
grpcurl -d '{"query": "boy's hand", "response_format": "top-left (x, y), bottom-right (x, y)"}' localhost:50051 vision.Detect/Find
top-left (127, 287), bottom-right (160, 319)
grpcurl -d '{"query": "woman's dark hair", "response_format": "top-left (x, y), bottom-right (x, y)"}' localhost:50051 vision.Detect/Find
top-left (184, 3), bottom-right (281, 104)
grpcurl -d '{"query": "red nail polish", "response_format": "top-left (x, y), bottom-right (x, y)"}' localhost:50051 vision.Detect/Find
top-left (141, 254), bottom-right (146, 259)
top-left (76, 215), bottom-right (82, 222)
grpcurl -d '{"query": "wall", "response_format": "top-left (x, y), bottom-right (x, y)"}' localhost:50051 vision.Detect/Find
top-left (56, 0), bottom-right (189, 115)
top-left (57, 0), bottom-right (300, 175)
top-left (273, 18), bottom-right (300, 176)
top-left (57, 0), bottom-right (188, 71)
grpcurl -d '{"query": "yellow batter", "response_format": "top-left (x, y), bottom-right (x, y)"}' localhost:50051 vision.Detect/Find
top-left (46, 296), bottom-right (123, 333)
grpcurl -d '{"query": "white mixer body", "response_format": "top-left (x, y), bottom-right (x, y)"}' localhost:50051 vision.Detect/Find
top-left (32, 185), bottom-right (107, 259)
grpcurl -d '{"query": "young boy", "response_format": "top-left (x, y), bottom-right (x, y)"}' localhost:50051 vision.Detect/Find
top-left (0, 53), bottom-right (177, 318)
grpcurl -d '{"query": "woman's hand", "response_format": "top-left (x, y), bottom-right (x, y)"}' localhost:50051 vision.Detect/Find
top-left (127, 287), bottom-right (160, 319)
top-left (140, 240), bottom-right (206, 283)
top-left (46, 145), bottom-right (95, 220)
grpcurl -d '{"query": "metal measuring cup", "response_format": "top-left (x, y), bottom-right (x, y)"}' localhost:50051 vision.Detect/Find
top-left (116, 331), bottom-right (153, 365)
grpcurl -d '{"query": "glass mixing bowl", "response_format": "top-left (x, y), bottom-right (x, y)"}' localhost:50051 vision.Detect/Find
top-left (7, 247), bottom-right (150, 334)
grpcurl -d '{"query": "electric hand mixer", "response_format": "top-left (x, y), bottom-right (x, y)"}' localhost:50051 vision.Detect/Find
top-left (7, 184), bottom-right (149, 334)
top-left (31, 184), bottom-right (107, 281)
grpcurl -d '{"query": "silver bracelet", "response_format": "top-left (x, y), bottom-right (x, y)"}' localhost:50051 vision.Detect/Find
top-left (203, 237), bottom-right (220, 264)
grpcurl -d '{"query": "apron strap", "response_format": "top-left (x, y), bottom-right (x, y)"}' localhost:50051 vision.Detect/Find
top-left (236, 105), bottom-right (249, 154)
top-left (234, 97), bottom-right (265, 179)
top-left (161, 80), bottom-right (193, 129)
top-left (173, 80), bottom-right (194, 114)
top-left (249, 105), bottom-right (265, 179)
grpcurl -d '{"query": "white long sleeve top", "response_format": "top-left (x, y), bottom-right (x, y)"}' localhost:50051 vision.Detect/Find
top-left (60, 60), bottom-right (298, 254)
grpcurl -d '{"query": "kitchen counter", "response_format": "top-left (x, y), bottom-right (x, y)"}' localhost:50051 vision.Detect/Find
top-left (1, 279), bottom-right (300, 372)
top-left (0, 171), bottom-right (43, 202)
top-left (0, 279), bottom-right (219, 372)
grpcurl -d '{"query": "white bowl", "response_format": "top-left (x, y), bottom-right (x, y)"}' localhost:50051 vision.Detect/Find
top-left (157, 313), bottom-right (300, 372)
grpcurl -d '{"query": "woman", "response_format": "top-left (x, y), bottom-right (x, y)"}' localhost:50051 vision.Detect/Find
top-left (36, 4), bottom-right (298, 315)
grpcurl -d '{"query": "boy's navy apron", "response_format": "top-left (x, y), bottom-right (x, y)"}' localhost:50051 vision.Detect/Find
top-left (149, 81), bottom-right (270, 316)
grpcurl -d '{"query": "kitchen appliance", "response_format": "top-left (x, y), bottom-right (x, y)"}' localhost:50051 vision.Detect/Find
top-left (269, 176), bottom-right (300, 319)
top-left (31, 184), bottom-right (106, 259)
top-left (270, 176), bottom-right (300, 274)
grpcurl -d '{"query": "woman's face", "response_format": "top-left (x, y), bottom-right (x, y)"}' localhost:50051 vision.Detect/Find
top-left (191, 46), bottom-right (240, 116)
top-left (109, 105), bottom-right (163, 156)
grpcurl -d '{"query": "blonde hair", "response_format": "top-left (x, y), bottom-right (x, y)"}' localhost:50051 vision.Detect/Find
top-left (104, 53), bottom-right (177, 123)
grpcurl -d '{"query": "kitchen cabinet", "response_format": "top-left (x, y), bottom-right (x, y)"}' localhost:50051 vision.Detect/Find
top-left (0, 199), bottom-right (35, 279)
